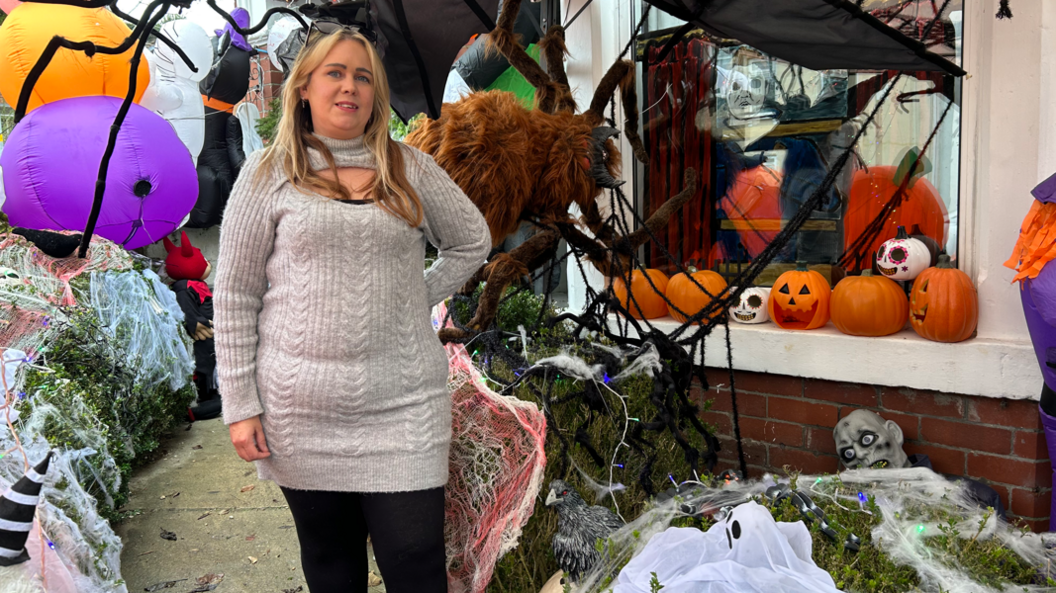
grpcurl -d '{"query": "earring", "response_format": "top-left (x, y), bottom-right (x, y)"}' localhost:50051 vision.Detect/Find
top-left (301, 98), bottom-right (307, 108)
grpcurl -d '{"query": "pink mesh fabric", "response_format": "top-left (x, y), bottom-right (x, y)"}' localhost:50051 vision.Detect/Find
top-left (435, 303), bottom-right (548, 593)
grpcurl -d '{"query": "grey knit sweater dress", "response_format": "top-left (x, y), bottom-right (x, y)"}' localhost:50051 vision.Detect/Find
top-left (214, 134), bottom-right (491, 493)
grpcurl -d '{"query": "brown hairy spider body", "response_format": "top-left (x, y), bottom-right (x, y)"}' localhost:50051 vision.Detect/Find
top-left (405, 0), bottom-right (696, 342)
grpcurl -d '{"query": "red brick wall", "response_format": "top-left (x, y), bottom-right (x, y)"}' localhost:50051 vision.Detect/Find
top-left (247, 52), bottom-right (284, 118)
top-left (695, 369), bottom-right (1052, 532)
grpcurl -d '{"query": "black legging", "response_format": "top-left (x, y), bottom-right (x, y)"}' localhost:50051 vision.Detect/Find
top-left (280, 486), bottom-right (447, 593)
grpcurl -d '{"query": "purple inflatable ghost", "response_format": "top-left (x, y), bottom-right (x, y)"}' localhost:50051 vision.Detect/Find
top-left (1021, 171), bottom-right (1056, 531)
top-left (0, 95), bottom-right (198, 250)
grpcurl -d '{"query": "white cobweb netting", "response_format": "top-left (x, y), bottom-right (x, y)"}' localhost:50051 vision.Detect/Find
top-left (433, 303), bottom-right (548, 593)
top-left (0, 233), bottom-right (149, 593)
top-left (89, 268), bottom-right (194, 393)
top-left (570, 468), bottom-right (1052, 593)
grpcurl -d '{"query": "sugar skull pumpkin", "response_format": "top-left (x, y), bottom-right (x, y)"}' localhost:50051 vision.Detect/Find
top-left (666, 266), bottom-right (728, 323)
top-left (612, 269), bottom-right (669, 320)
top-left (909, 254), bottom-right (978, 342)
top-left (728, 286), bottom-right (771, 324)
top-left (768, 262), bottom-right (831, 330)
top-left (876, 226), bottom-right (931, 281)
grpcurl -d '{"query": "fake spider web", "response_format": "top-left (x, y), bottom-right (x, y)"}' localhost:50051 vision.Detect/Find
top-left (436, 302), bottom-right (548, 593)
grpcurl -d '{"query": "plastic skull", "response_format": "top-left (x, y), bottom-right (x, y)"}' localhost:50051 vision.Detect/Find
top-left (833, 409), bottom-right (910, 470)
top-left (729, 286), bottom-right (771, 324)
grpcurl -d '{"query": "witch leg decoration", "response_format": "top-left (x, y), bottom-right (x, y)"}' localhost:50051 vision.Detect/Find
top-left (0, 452), bottom-right (53, 566)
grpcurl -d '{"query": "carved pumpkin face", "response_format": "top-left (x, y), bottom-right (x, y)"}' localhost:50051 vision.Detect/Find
top-left (728, 286), bottom-right (771, 324)
top-left (876, 226), bottom-right (931, 281)
top-left (909, 255), bottom-right (978, 342)
top-left (767, 263), bottom-right (831, 330)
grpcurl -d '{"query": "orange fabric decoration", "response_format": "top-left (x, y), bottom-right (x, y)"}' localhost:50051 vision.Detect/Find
top-left (1004, 200), bottom-right (1056, 283)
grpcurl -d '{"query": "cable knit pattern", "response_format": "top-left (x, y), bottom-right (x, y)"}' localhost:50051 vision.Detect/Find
top-left (215, 133), bottom-right (491, 492)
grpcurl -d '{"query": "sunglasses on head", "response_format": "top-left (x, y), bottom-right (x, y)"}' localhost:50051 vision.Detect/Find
top-left (305, 19), bottom-right (378, 47)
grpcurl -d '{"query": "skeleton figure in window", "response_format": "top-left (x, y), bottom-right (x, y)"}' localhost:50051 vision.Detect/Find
top-left (716, 58), bottom-right (780, 150)
top-left (834, 409), bottom-right (910, 470)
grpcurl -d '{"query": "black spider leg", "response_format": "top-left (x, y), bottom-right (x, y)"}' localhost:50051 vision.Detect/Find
top-left (205, 0), bottom-right (310, 34)
top-left (107, 1), bottom-right (199, 72)
top-left (12, 0), bottom-right (167, 122)
top-left (11, 0), bottom-right (173, 257)
top-left (18, 0), bottom-right (197, 71)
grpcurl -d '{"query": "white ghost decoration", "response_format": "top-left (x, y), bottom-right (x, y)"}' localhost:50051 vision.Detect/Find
top-left (140, 21), bottom-right (214, 165)
top-left (613, 501), bottom-right (841, 593)
top-left (267, 15), bottom-right (305, 74)
top-left (729, 286), bottom-right (771, 324)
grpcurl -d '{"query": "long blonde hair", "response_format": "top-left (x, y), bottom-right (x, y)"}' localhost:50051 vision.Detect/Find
top-left (257, 29), bottom-right (423, 227)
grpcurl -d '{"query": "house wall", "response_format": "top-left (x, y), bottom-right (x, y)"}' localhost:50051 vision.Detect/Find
top-left (694, 371), bottom-right (1052, 531)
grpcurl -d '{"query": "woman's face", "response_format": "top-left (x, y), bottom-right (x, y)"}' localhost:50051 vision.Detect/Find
top-left (300, 39), bottom-right (375, 140)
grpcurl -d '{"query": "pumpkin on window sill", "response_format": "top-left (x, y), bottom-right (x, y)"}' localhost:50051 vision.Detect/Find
top-left (666, 266), bottom-right (728, 324)
top-left (909, 255), bottom-right (978, 342)
top-left (830, 270), bottom-right (908, 336)
top-left (768, 261), bottom-right (831, 330)
top-left (612, 269), bottom-right (669, 319)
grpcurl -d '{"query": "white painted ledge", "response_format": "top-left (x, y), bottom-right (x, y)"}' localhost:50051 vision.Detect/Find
top-left (607, 316), bottom-right (1042, 401)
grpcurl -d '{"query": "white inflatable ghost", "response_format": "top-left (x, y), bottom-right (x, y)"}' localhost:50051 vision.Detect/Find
top-left (141, 21), bottom-right (214, 165)
top-left (613, 501), bottom-right (841, 593)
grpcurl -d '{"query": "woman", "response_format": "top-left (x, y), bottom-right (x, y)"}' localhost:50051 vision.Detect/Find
top-left (214, 23), bottom-right (491, 593)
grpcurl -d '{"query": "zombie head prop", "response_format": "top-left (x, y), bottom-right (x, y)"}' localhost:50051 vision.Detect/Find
top-left (833, 409), bottom-right (910, 470)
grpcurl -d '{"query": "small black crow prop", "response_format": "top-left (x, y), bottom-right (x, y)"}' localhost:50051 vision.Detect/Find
top-left (545, 479), bottom-right (624, 583)
top-left (11, 228), bottom-right (82, 258)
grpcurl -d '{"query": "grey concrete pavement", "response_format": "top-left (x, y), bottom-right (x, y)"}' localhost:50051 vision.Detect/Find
top-left (115, 417), bottom-right (385, 593)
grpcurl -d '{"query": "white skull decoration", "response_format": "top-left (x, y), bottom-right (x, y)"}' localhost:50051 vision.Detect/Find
top-left (729, 286), bottom-right (771, 324)
top-left (876, 226), bottom-right (931, 281)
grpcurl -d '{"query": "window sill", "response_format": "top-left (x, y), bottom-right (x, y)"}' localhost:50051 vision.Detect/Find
top-left (609, 316), bottom-right (1041, 400)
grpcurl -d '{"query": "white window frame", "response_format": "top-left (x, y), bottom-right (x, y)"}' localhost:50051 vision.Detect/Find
top-left (563, 0), bottom-right (1053, 399)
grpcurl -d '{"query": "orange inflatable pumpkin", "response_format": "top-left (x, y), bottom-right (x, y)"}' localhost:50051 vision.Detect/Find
top-left (909, 255), bottom-right (977, 342)
top-left (612, 269), bottom-right (669, 319)
top-left (844, 165), bottom-right (949, 273)
top-left (830, 270), bottom-right (908, 336)
top-left (768, 262), bottom-right (831, 330)
top-left (0, 3), bottom-right (151, 113)
top-left (666, 267), bottom-right (728, 324)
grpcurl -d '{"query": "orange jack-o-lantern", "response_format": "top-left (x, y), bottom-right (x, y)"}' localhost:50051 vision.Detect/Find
top-left (767, 261), bottom-right (831, 330)
top-left (909, 255), bottom-right (978, 342)
top-left (612, 269), bottom-right (669, 319)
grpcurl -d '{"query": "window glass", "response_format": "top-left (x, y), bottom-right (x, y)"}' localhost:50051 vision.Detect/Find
top-left (637, 2), bottom-right (963, 286)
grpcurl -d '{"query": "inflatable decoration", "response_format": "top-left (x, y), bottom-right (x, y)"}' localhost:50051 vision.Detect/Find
top-left (141, 20), bottom-right (214, 165)
top-left (267, 14), bottom-right (307, 74)
top-left (191, 6), bottom-right (256, 229)
top-left (1, 96), bottom-right (198, 249)
top-left (0, 0), bottom-right (21, 14)
top-left (0, 2), bottom-right (150, 114)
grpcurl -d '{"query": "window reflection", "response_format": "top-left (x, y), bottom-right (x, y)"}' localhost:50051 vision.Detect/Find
top-left (638, 2), bottom-right (962, 285)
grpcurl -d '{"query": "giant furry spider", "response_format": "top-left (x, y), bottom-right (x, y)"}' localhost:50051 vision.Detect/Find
top-left (405, 0), bottom-right (696, 344)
